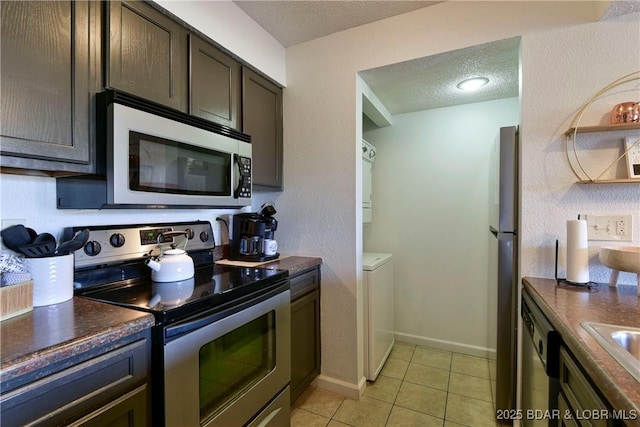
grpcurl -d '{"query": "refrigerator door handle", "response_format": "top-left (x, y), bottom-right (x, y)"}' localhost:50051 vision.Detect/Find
top-left (491, 226), bottom-right (517, 237)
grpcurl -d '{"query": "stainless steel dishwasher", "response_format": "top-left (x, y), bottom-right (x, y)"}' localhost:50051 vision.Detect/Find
top-left (521, 290), bottom-right (561, 427)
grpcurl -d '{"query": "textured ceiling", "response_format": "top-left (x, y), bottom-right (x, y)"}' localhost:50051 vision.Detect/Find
top-left (233, 0), bottom-right (442, 48)
top-left (359, 37), bottom-right (520, 115)
top-left (601, 0), bottom-right (640, 19)
top-left (233, 0), bottom-right (637, 116)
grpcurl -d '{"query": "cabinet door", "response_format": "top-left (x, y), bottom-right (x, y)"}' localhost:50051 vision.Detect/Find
top-left (290, 289), bottom-right (320, 402)
top-left (72, 385), bottom-right (148, 427)
top-left (0, 0), bottom-right (98, 175)
top-left (107, 1), bottom-right (187, 111)
top-left (559, 346), bottom-right (612, 427)
top-left (242, 68), bottom-right (283, 189)
top-left (558, 393), bottom-right (579, 427)
top-left (190, 35), bottom-right (241, 129)
top-left (0, 338), bottom-right (149, 426)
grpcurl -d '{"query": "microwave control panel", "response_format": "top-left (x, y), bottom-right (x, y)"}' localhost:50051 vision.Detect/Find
top-left (235, 155), bottom-right (252, 199)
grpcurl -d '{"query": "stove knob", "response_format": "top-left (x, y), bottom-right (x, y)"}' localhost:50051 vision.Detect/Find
top-left (84, 241), bottom-right (102, 256)
top-left (199, 231), bottom-right (210, 242)
top-left (109, 233), bottom-right (125, 247)
top-left (185, 228), bottom-right (195, 240)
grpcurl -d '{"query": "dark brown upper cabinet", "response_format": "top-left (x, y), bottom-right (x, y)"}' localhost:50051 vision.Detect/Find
top-left (1, 0), bottom-right (285, 184)
top-left (189, 35), bottom-right (241, 130)
top-left (242, 68), bottom-right (284, 190)
top-left (0, 0), bottom-right (100, 175)
top-left (106, 1), bottom-right (188, 112)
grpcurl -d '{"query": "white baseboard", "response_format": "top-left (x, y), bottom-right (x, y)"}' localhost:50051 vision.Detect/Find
top-left (395, 331), bottom-right (497, 360)
top-left (311, 374), bottom-right (367, 400)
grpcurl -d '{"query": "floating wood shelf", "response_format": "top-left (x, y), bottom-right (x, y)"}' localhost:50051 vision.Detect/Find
top-left (564, 72), bottom-right (640, 183)
top-left (566, 123), bottom-right (640, 184)
top-left (577, 178), bottom-right (640, 184)
top-left (565, 123), bottom-right (640, 136)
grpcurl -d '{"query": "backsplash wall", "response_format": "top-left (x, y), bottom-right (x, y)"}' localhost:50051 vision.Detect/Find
top-left (0, 174), bottom-right (251, 248)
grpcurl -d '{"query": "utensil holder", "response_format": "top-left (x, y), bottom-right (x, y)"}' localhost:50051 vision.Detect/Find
top-left (25, 254), bottom-right (74, 306)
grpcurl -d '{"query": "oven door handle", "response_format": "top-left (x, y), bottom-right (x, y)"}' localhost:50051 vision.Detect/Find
top-left (164, 281), bottom-right (289, 342)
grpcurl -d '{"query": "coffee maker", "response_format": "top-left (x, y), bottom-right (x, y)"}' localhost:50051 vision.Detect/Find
top-left (230, 202), bottom-right (279, 262)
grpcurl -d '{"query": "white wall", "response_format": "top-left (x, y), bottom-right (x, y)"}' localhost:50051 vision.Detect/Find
top-left (276, 2), bottom-right (634, 398)
top-left (0, 174), bottom-right (249, 248)
top-left (520, 14), bottom-right (640, 284)
top-left (363, 97), bottom-right (520, 357)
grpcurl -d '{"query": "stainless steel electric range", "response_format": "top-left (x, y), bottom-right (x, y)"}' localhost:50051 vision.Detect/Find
top-left (69, 221), bottom-right (291, 427)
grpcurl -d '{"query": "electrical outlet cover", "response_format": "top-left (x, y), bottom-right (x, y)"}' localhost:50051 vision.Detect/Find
top-left (585, 214), bottom-right (633, 241)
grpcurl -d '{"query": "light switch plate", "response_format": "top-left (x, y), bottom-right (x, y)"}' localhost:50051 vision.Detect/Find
top-left (1, 219), bottom-right (26, 229)
top-left (585, 214), bottom-right (632, 241)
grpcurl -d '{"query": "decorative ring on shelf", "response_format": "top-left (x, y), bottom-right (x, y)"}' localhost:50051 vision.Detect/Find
top-left (566, 70), bottom-right (640, 182)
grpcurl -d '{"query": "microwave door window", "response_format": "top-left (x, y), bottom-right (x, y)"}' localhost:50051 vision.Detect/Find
top-left (177, 155), bottom-right (228, 195)
top-left (138, 140), bottom-right (178, 190)
top-left (129, 132), bottom-right (232, 196)
top-left (179, 158), bottom-right (205, 192)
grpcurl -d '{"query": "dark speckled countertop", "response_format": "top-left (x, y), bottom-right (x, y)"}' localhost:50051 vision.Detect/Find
top-left (523, 277), bottom-right (640, 426)
top-left (0, 297), bottom-right (154, 388)
top-left (259, 255), bottom-right (323, 276)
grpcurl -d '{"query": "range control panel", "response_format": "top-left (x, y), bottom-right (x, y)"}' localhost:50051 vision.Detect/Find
top-left (63, 221), bottom-right (214, 268)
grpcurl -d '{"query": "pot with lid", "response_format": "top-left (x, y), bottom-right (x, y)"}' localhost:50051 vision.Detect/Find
top-left (145, 231), bottom-right (194, 282)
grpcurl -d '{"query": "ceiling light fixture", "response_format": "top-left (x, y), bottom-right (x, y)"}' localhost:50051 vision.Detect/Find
top-left (456, 77), bottom-right (489, 92)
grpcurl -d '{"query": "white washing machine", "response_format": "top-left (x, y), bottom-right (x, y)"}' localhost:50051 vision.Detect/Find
top-left (363, 252), bottom-right (395, 381)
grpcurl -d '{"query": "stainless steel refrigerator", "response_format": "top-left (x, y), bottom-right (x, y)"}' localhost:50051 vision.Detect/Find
top-left (489, 125), bottom-right (519, 418)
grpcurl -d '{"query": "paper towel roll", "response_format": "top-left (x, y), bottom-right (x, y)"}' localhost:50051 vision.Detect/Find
top-left (567, 220), bottom-right (589, 283)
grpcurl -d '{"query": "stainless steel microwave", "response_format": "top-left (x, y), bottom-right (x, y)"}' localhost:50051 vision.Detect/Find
top-left (57, 90), bottom-right (252, 209)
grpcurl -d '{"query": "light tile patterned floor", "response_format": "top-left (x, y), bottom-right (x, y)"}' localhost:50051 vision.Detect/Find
top-left (291, 342), bottom-right (499, 427)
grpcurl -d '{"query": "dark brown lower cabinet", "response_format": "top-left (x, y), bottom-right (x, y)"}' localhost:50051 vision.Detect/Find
top-left (0, 333), bottom-right (150, 426)
top-left (558, 346), bottom-right (614, 427)
top-left (73, 385), bottom-right (148, 427)
top-left (290, 267), bottom-right (321, 403)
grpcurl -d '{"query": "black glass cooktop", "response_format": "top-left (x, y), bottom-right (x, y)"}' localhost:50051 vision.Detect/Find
top-left (76, 263), bottom-right (288, 325)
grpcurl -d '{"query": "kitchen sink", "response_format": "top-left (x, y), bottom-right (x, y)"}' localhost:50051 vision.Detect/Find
top-left (582, 322), bottom-right (640, 382)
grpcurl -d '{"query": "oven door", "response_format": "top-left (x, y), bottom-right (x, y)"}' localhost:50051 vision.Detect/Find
top-left (163, 286), bottom-right (290, 427)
